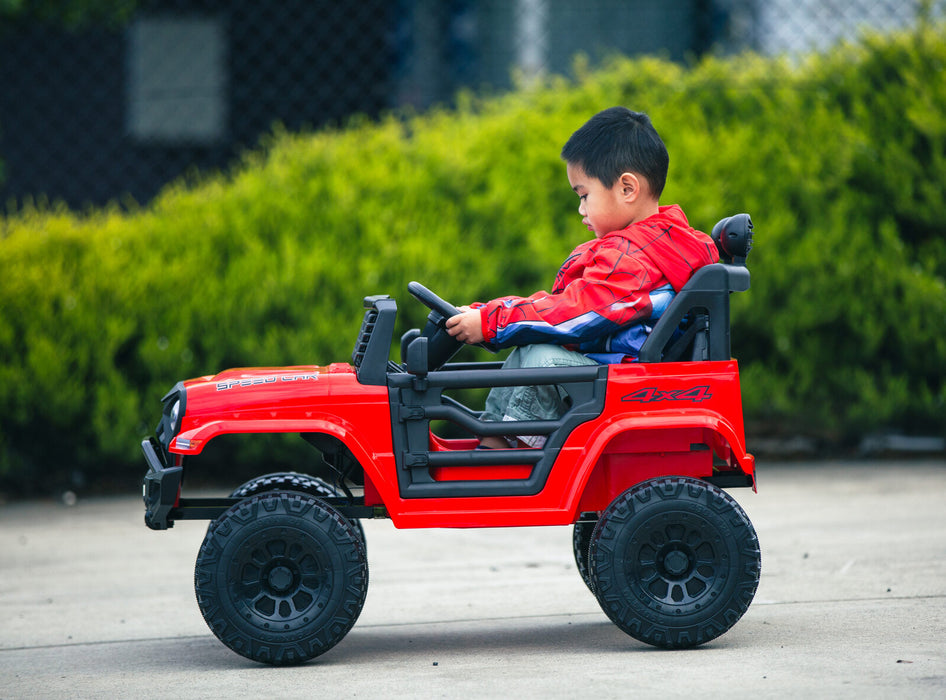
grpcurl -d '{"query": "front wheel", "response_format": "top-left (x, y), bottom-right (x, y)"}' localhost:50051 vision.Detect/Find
top-left (195, 491), bottom-right (368, 665)
top-left (228, 471), bottom-right (366, 551)
top-left (590, 476), bottom-right (760, 648)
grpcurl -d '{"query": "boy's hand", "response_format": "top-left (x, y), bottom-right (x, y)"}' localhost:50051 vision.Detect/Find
top-left (446, 307), bottom-right (485, 345)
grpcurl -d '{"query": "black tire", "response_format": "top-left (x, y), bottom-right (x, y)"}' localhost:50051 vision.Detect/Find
top-left (229, 471), bottom-right (366, 551)
top-left (230, 471), bottom-right (339, 499)
top-left (590, 476), bottom-right (760, 649)
top-left (572, 517), bottom-right (597, 593)
top-left (195, 491), bottom-right (368, 665)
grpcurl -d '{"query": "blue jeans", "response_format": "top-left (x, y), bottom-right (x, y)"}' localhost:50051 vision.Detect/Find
top-left (481, 344), bottom-right (598, 446)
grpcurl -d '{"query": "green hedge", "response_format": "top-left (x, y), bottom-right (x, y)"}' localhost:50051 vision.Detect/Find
top-left (1, 22), bottom-right (944, 493)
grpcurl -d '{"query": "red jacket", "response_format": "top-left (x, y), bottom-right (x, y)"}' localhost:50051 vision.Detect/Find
top-left (479, 205), bottom-right (718, 358)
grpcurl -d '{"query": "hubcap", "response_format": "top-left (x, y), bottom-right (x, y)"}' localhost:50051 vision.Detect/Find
top-left (662, 548), bottom-right (691, 577)
top-left (266, 564), bottom-right (295, 593)
top-left (231, 531), bottom-right (332, 631)
top-left (631, 518), bottom-right (722, 607)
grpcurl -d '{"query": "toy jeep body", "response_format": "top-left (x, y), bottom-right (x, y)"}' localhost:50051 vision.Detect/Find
top-left (142, 215), bottom-right (760, 665)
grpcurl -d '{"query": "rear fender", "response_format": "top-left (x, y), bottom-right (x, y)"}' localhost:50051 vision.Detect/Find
top-left (572, 411), bottom-right (755, 515)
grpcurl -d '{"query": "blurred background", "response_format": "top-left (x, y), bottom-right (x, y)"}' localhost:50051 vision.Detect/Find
top-left (1, 0), bottom-right (944, 497)
top-left (2, 0), bottom-right (941, 209)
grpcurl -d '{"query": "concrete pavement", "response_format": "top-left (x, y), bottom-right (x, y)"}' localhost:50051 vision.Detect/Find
top-left (1, 460), bottom-right (945, 698)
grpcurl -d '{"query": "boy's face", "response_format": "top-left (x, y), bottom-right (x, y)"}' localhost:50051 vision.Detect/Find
top-left (566, 162), bottom-right (647, 238)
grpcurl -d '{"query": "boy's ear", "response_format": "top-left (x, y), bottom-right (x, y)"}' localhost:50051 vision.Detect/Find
top-left (619, 172), bottom-right (643, 202)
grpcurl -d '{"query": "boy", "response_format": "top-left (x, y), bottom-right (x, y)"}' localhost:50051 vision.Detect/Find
top-left (446, 107), bottom-right (717, 448)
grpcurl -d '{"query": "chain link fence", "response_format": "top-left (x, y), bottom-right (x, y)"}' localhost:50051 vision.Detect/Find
top-left (1, 0), bottom-right (942, 209)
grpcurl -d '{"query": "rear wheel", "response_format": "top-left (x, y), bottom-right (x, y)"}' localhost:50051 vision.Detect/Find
top-left (572, 517), bottom-right (597, 593)
top-left (590, 476), bottom-right (760, 648)
top-left (195, 491), bottom-right (368, 665)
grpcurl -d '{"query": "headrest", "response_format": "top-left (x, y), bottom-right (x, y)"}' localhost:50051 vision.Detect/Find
top-left (711, 213), bottom-right (753, 265)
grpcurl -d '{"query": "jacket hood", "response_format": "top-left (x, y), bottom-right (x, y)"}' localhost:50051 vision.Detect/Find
top-left (608, 204), bottom-right (718, 292)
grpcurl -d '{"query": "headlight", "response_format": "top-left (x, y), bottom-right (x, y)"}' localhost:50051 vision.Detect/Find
top-left (169, 399), bottom-right (181, 434)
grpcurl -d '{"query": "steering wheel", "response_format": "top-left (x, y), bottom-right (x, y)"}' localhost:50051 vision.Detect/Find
top-left (406, 282), bottom-right (496, 371)
top-left (407, 281), bottom-right (462, 323)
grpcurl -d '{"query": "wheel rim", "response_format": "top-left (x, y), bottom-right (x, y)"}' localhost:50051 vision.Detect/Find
top-left (230, 527), bottom-right (333, 632)
top-left (631, 516), bottom-right (724, 608)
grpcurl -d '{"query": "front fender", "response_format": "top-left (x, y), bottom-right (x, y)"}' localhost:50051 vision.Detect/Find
top-left (169, 414), bottom-right (364, 455)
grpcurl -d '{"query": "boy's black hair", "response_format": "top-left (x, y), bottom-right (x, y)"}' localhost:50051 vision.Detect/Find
top-left (560, 107), bottom-right (668, 198)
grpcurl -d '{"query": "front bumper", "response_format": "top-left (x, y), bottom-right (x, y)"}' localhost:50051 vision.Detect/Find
top-left (141, 437), bottom-right (183, 530)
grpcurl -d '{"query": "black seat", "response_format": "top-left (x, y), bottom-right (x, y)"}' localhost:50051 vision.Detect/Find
top-left (638, 214), bottom-right (753, 363)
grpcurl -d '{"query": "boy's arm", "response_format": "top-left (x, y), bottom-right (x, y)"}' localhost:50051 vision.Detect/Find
top-left (445, 291), bottom-right (548, 345)
top-left (481, 248), bottom-right (659, 348)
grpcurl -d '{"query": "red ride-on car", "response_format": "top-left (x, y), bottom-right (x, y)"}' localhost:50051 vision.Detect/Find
top-left (142, 214), bottom-right (760, 665)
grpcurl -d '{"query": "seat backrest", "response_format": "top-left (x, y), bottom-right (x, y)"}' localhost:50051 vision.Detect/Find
top-left (638, 214), bottom-right (753, 363)
top-left (637, 263), bottom-right (750, 362)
